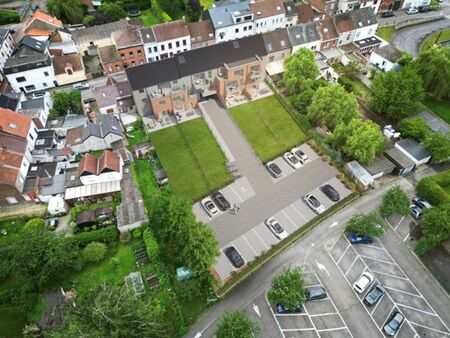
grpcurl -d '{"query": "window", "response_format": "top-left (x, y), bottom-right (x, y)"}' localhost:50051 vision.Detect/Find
top-left (16, 76), bottom-right (26, 83)
top-left (235, 28), bottom-right (239, 33)
top-left (159, 100), bottom-right (166, 105)
top-left (244, 26), bottom-right (247, 31)
top-left (108, 65), bottom-right (112, 72)
top-left (234, 69), bottom-right (244, 77)
top-left (115, 64), bottom-right (120, 70)
top-left (129, 51), bottom-right (134, 58)
top-left (368, 29), bottom-right (373, 36)
top-left (25, 85), bottom-right (35, 91)
top-left (43, 82), bottom-right (48, 87)
top-left (44, 71), bottom-right (49, 76)
top-left (355, 32), bottom-right (361, 38)
top-left (153, 46), bottom-right (157, 52)
top-left (67, 68), bottom-right (73, 75)
top-left (121, 53), bottom-right (125, 59)
top-left (139, 89), bottom-right (144, 93)
top-left (168, 42), bottom-right (172, 49)
top-left (176, 41), bottom-right (180, 47)
top-left (138, 50), bottom-right (142, 57)
top-left (236, 17), bottom-right (241, 23)
top-left (161, 44), bottom-right (165, 51)
top-left (131, 61), bottom-right (135, 66)
top-left (183, 39), bottom-right (187, 46)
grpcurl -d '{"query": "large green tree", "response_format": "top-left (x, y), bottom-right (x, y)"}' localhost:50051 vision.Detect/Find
top-left (268, 266), bottom-right (305, 309)
top-left (370, 67), bottom-right (425, 121)
top-left (397, 117), bottom-right (430, 141)
top-left (345, 212), bottom-right (387, 237)
top-left (414, 45), bottom-right (450, 99)
top-left (307, 84), bottom-right (359, 130)
top-left (380, 186), bottom-right (410, 218)
top-left (50, 90), bottom-right (82, 117)
top-left (216, 311), bottom-right (260, 338)
top-left (99, 2), bottom-right (127, 23)
top-left (423, 131), bottom-right (450, 163)
top-left (47, 0), bottom-right (85, 24)
top-left (415, 204), bottom-right (450, 255)
top-left (284, 48), bottom-right (320, 95)
top-left (332, 118), bottom-right (384, 164)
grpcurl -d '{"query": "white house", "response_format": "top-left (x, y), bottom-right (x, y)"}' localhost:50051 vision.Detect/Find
top-left (337, 0), bottom-right (382, 14)
top-left (0, 29), bottom-right (15, 75)
top-left (77, 150), bottom-right (123, 185)
top-left (141, 20), bottom-right (191, 63)
top-left (251, 0), bottom-right (286, 34)
top-left (369, 44), bottom-right (402, 72)
top-left (402, 0), bottom-right (430, 9)
top-left (350, 7), bottom-right (379, 42)
top-left (4, 36), bottom-right (57, 93)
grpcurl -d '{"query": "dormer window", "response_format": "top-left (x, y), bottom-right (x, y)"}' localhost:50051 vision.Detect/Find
top-left (8, 123), bottom-right (16, 129)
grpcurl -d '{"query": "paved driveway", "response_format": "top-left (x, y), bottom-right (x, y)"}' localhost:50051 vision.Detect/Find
top-left (418, 111), bottom-right (450, 135)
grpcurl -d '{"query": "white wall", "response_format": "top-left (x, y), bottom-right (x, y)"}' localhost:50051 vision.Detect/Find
top-left (337, 0), bottom-right (381, 13)
top-left (0, 31), bottom-right (14, 71)
top-left (292, 40), bottom-right (321, 53)
top-left (337, 31), bottom-right (356, 46)
top-left (402, 0), bottom-right (430, 8)
top-left (369, 52), bottom-right (396, 72)
top-left (6, 65), bottom-right (56, 93)
top-left (215, 22), bottom-right (255, 43)
top-left (80, 170), bottom-right (122, 185)
top-left (254, 13), bottom-right (285, 34)
top-left (353, 23), bottom-right (378, 41)
top-left (144, 35), bottom-right (191, 63)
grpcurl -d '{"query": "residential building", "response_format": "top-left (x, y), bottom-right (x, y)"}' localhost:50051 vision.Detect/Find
top-left (0, 108), bottom-right (38, 205)
top-left (111, 28), bottom-right (145, 69)
top-left (338, 0), bottom-right (382, 14)
top-left (187, 20), bottom-right (215, 49)
top-left (126, 34), bottom-right (267, 118)
top-left (0, 92), bottom-right (23, 111)
top-left (308, 0), bottom-right (338, 17)
top-left (99, 45), bottom-right (123, 74)
top-left (22, 9), bottom-right (62, 39)
top-left (92, 75), bottom-right (136, 115)
top-left (287, 22), bottom-right (321, 53)
top-left (349, 7), bottom-right (378, 42)
top-left (53, 54), bottom-right (87, 86)
top-left (23, 161), bottom-right (66, 203)
top-left (251, 0), bottom-right (286, 34)
top-left (263, 29), bottom-right (292, 76)
top-left (379, 0), bottom-right (429, 11)
top-left (49, 28), bottom-right (78, 55)
top-left (283, 1), bottom-right (298, 27)
top-left (0, 29), bottom-right (15, 74)
top-left (18, 92), bottom-right (52, 128)
top-left (4, 36), bottom-right (57, 93)
top-left (296, 3), bottom-right (315, 24)
top-left (141, 20), bottom-right (191, 63)
top-left (369, 44), bottom-right (402, 72)
top-left (317, 17), bottom-right (338, 50)
top-left (335, 12), bottom-right (356, 46)
top-left (205, 0), bottom-right (255, 43)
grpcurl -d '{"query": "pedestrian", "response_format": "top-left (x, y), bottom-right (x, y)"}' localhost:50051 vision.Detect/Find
top-left (236, 204), bottom-right (241, 212)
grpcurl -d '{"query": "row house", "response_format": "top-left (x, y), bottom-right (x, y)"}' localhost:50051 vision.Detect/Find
top-left (287, 22), bottom-right (321, 53)
top-left (251, 0), bottom-right (286, 34)
top-left (187, 20), bottom-right (215, 49)
top-left (21, 10), bottom-right (63, 42)
top-left (284, 2), bottom-right (298, 27)
top-left (111, 28), bottom-right (146, 69)
top-left (92, 75), bottom-right (136, 115)
top-left (141, 20), bottom-right (191, 63)
top-left (317, 18), bottom-right (339, 51)
top-left (337, 0), bottom-right (382, 14)
top-left (0, 108), bottom-right (38, 205)
top-left (262, 29), bottom-right (292, 76)
top-left (308, 0), bottom-right (338, 17)
top-left (0, 29), bottom-right (15, 77)
top-left (379, 0), bottom-right (430, 12)
top-left (126, 34), bottom-right (267, 118)
top-left (296, 3), bottom-right (316, 24)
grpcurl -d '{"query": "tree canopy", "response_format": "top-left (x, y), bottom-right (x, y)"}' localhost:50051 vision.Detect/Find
top-left (216, 311), bottom-right (260, 338)
top-left (415, 204), bottom-right (450, 255)
top-left (397, 117), bottom-right (430, 141)
top-left (423, 132), bottom-right (450, 163)
top-left (284, 48), bottom-right (320, 95)
top-left (331, 118), bottom-right (384, 164)
top-left (47, 0), bottom-right (85, 24)
top-left (50, 90), bottom-right (82, 117)
top-left (98, 2), bottom-right (127, 23)
top-left (345, 212), bottom-right (387, 237)
top-left (414, 46), bottom-right (450, 100)
top-left (82, 242), bottom-right (107, 263)
top-left (370, 67), bottom-right (425, 121)
top-left (380, 186), bottom-right (410, 218)
top-left (268, 266), bottom-right (306, 309)
top-left (307, 84), bottom-right (359, 130)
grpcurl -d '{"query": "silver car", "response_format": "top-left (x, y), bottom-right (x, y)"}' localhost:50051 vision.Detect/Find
top-left (384, 312), bottom-right (405, 336)
top-left (304, 194), bottom-right (325, 214)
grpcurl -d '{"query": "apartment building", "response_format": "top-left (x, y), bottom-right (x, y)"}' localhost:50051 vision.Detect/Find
top-left (111, 28), bottom-right (146, 69)
top-left (141, 20), bottom-right (191, 63)
top-left (251, 0), bottom-right (286, 34)
top-left (308, 0), bottom-right (338, 17)
top-left (126, 34), bottom-right (267, 118)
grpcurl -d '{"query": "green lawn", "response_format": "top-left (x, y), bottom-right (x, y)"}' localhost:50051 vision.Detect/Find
top-left (139, 9), bottom-right (163, 26)
top-left (200, 0), bottom-right (214, 9)
top-left (423, 97), bottom-right (450, 124)
top-left (149, 118), bottom-right (231, 201)
top-left (421, 29), bottom-right (450, 51)
top-left (0, 305), bottom-right (27, 338)
top-left (230, 96), bottom-right (307, 163)
top-left (127, 120), bottom-right (149, 146)
top-left (376, 26), bottom-right (396, 42)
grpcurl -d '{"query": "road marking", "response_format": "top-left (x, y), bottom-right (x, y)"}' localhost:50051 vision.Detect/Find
top-left (309, 312), bottom-right (338, 317)
top-left (253, 304), bottom-right (261, 318)
top-left (359, 255), bottom-right (397, 265)
top-left (242, 235), bottom-right (259, 256)
top-left (229, 186), bottom-right (244, 202)
top-left (345, 256), bottom-right (360, 276)
top-left (395, 216), bottom-right (405, 230)
top-left (383, 286), bottom-right (422, 298)
top-left (281, 210), bottom-right (298, 228)
top-left (359, 243), bottom-right (387, 251)
top-left (316, 260), bottom-right (330, 276)
top-left (252, 228), bottom-right (269, 249)
top-left (301, 294), bottom-right (320, 337)
top-left (329, 221), bottom-right (339, 228)
top-left (290, 203), bottom-right (308, 222)
top-left (265, 295), bottom-right (286, 338)
top-left (275, 313), bottom-right (307, 317)
top-left (403, 232), bottom-right (410, 242)
top-left (396, 303), bottom-right (437, 316)
top-left (194, 318), bottom-right (216, 338)
top-left (370, 293), bottom-right (383, 315)
top-left (317, 327), bottom-right (348, 332)
top-left (282, 328), bottom-right (315, 332)
top-left (336, 244), bottom-right (351, 264)
top-left (303, 284), bottom-right (323, 288)
top-left (371, 269), bottom-right (408, 280)
top-left (408, 322), bottom-right (450, 336)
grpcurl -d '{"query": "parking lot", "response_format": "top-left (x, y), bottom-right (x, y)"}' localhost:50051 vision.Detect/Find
top-left (385, 213), bottom-right (419, 243)
top-left (329, 235), bottom-right (450, 337)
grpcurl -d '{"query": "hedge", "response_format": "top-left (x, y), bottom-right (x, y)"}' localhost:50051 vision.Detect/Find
top-left (0, 10), bottom-right (19, 25)
top-left (67, 226), bottom-right (118, 248)
top-left (416, 176), bottom-right (450, 207)
top-left (143, 228), bottom-right (160, 262)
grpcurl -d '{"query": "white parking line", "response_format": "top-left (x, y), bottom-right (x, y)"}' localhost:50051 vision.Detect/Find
top-left (304, 284), bottom-right (323, 288)
top-left (359, 255), bottom-right (397, 265)
top-left (281, 210), bottom-right (298, 228)
top-left (396, 303), bottom-right (437, 316)
top-left (309, 312), bottom-right (338, 317)
top-left (383, 286), bottom-right (422, 298)
top-left (395, 216), bottom-right (405, 230)
top-left (359, 243), bottom-right (387, 252)
top-left (408, 322), bottom-right (450, 336)
top-left (275, 313), bottom-right (307, 317)
top-left (252, 228), bottom-right (269, 250)
top-left (242, 235), bottom-right (259, 256)
top-left (345, 256), bottom-right (360, 276)
top-left (317, 327), bottom-right (348, 332)
top-left (301, 296), bottom-right (320, 337)
top-left (266, 296), bottom-right (286, 338)
top-left (229, 186), bottom-right (244, 202)
top-left (403, 232), bottom-right (410, 242)
top-left (282, 328), bottom-right (315, 332)
top-left (371, 270), bottom-right (408, 281)
top-left (336, 244), bottom-right (351, 264)
top-left (290, 203), bottom-right (308, 222)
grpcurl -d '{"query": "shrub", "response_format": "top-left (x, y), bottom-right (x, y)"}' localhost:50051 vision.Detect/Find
top-left (68, 226), bottom-right (118, 248)
top-left (143, 228), bottom-right (160, 262)
top-left (338, 76), bottom-right (356, 93)
top-left (82, 242), bottom-right (107, 263)
top-left (24, 219), bottom-right (46, 231)
top-left (416, 176), bottom-right (450, 206)
top-left (0, 10), bottom-right (20, 25)
top-left (345, 212), bottom-right (387, 237)
top-left (132, 228), bottom-right (142, 239)
top-left (380, 186), bottom-right (410, 218)
top-left (119, 231), bottom-right (131, 243)
top-left (397, 117), bottom-right (430, 141)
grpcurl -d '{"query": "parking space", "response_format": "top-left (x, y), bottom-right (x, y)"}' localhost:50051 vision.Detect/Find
top-left (329, 235), bottom-right (450, 337)
top-left (385, 213), bottom-right (419, 242)
top-left (268, 271), bottom-right (353, 338)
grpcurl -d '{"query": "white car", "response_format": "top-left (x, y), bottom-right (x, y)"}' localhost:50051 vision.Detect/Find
top-left (291, 147), bottom-right (308, 163)
top-left (73, 82), bottom-right (90, 90)
top-left (201, 197), bottom-right (219, 217)
top-left (405, 7), bottom-right (419, 14)
top-left (304, 194), bottom-right (325, 214)
top-left (283, 152), bottom-right (302, 169)
top-left (265, 217), bottom-right (288, 240)
top-left (353, 272), bottom-right (374, 294)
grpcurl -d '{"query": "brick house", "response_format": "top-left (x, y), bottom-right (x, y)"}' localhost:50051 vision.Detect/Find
top-left (111, 28), bottom-right (146, 69)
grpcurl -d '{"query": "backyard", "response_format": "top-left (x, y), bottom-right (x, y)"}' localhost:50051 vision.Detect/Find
top-left (376, 26), bottom-right (395, 42)
top-left (423, 97), bottom-right (450, 124)
top-left (230, 96), bottom-right (307, 163)
top-left (139, 9), bottom-right (163, 26)
top-left (421, 29), bottom-right (450, 51)
top-left (149, 118), bottom-right (231, 201)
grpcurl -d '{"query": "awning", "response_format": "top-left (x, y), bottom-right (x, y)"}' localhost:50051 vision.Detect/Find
top-left (266, 60), bottom-right (285, 76)
top-left (65, 180), bottom-right (121, 200)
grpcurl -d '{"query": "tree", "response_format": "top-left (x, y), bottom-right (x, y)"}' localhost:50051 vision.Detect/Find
top-left (416, 176), bottom-right (450, 206)
top-left (284, 48), bottom-right (320, 95)
top-left (23, 218), bottom-right (46, 231)
top-left (82, 242), bottom-right (107, 263)
top-left (82, 15), bottom-right (95, 26)
top-left (414, 46), bottom-right (450, 100)
top-left (268, 266), bottom-right (305, 309)
top-left (380, 186), bottom-right (410, 218)
top-left (99, 2), bottom-right (127, 23)
top-left (340, 61), bottom-right (361, 79)
top-left (186, 0), bottom-right (202, 22)
top-left (397, 53), bottom-right (413, 66)
top-left (10, 228), bottom-right (78, 287)
top-left (423, 132), bottom-right (450, 163)
top-left (370, 67), bottom-right (425, 121)
top-left (345, 212), bottom-right (387, 237)
top-left (52, 284), bottom-right (174, 337)
top-left (397, 117), bottom-right (430, 141)
top-left (307, 85), bottom-right (359, 130)
top-left (216, 311), bottom-right (260, 338)
top-left (332, 118), bottom-right (384, 164)
top-left (47, 0), bottom-right (85, 24)
top-left (415, 204), bottom-right (450, 255)
top-left (50, 90), bottom-right (82, 117)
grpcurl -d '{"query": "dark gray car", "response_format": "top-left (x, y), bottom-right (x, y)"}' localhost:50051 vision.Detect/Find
top-left (305, 286), bottom-right (327, 301)
top-left (364, 284), bottom-right (385, 306)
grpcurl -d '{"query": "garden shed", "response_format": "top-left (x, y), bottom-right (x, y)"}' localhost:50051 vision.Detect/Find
top-left (395, 138), bottom-right (432, 166)
top-left (345, 161), bottom-right (374, 187)
top-left (76, 210), bottom-right (96, 228)
top-left (384, 147), bottom-right (416, 175)
top-left (95, 207), bottom-right (113, 219)
top-left (363, 154), bottom-right (396, 180)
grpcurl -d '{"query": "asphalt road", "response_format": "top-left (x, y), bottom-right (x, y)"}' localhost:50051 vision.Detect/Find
top-left (390, 18), bottom-right (450, 56)
top-left (185, 175), bottom-right (450, 338)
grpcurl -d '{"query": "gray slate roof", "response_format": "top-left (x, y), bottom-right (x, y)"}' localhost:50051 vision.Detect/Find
top-left (0, 93), bottom-right (21, 111)
top-left (373, 44), bottom-right (402, 63)
top-left (287, 22), bottom-right (320, 46)
top-left (349, 7), bottom-right (377, 28)
top-left (396, 138), bottom-right (432, 161)
top-left (81, 114), bottom-right (122, 142)
top-left (0, 29), bottom-right (10, 45)
top-left (20, 96), bottom-right (45, 110)
top-left (206, 0), bottom-right (251, 29)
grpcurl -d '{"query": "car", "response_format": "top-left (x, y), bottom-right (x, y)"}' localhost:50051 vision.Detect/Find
top-left (349, 233), bottom-right (373, 244)
top-left (266, 161), bottom-right (283, 178)
top-left (353, 272), bottom-right (374, 294)
top-left (364, 284), bottom-right (386, 306)
top-left (32, 91), bottom-right (46, 98)
top-left (72, 82), bottom-right (90, 90)
top-left (384, 312), bottom-right (405, 336)
top-left (276, 303), bottom-right (302, 313)
top-left (412, 197), bottom-right (432, 210)
top-left (291, 147), bottom-right (308, 162)
top-left (224, 247), bottom-right (245, 268)
top-left (305, 287), bottom-right (327, 301)
top-left (320, 184), bottom-right (340, 202)
top-left (303, 193), bottom-right (325, 214)
top-left (211, 191), bottom-right (230, 211)
top-left (405, 7), bottom-right (419, 14)
top-left (418, 4), bottom-right (432, 12)
top-left (201, 197), bottom-right (219, 217)
top-left (283, 152), bottom-right (302, 169)
top-left (265, 217), bottom-right (288, 240)
top-left (381, 11), bottom-right (395, 17)
top-left (410, 205), bottom-right (423, 219)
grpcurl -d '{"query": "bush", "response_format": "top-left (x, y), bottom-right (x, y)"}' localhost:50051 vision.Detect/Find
top-left (397, 118), bottom-right (430, 141)
top-left (338, 76), bottom-right (356, 93)
top-left (143, 228), bottom-right (160, 262)
top-left (0, 10), bottom-right (20, 25)
top-left (380, 186), bottom-right (410, 218)
top-left (132, 228), bottom-right (142, 239)
top-left (416, 176), bottom-right (450, 206)
top-left (82, 242), bottom-right (107, 263)
top-left (24, 219), bottom-right (46, 231)
top-left (68, 226), bottom-right (118, 248)
top-left (345, 212), bottom-right (387, 237)
top-left (119, 231), bottom-right (131, 243)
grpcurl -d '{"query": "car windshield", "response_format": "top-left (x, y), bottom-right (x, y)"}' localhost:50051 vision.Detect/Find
top-left (206, 202), bottom-right (215, 210)
top-left (272, 222), bottom-right (283, 233)
top-left (289, 155), bottom-right (298, 163)
top-left (389, 318), bottom-right (400, 330)
top-left (296, 150), bottom-right (305, 157)
top-left (270, 164), bottom-right (281, 173)
top-left (309, 196), bottom-right (320, 207)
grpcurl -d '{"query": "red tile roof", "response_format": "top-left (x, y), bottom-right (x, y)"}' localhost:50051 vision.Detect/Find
top-left (24, 10), bottom-right (62, 31)
top-left (77, 150), bottom-right (120, 178)
top-left (152, 20), bottom-right (189, 42)
top-left (0, 108), bottom-right (32, 138)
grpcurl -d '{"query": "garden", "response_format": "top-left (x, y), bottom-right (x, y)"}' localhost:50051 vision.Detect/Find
top-left (230, 95), bottom-right (307, 163)
top-left (149, 118), bottom-right (231, 201)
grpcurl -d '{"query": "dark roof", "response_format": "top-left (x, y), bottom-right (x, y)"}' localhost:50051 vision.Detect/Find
top-left (81, 114), bottom-right (122, 142)
top-left (349, 7), bottom-right (377, 28)
top-left (363, 154), bottom-right (396, 176)
top-left (354, 36), bottom-right (382, 49)
top-left (20, 96), bottom-right (45, 110)
top-left (384, 147), bottom-right (415, 169)
top-left (262, 28), bottom-right (291, 53)
top-left (373, 44), bottom-right (402, 63)
top-left (76, 210), bottom-right (96, 226)
top-left (287, 22), bottom-right (320, 46)
top-left (0, 29), bottom-right (10, 45)
top-left (0, 93), bottom-right (21, 111)
top-left (17, 36), bottom-right (48, 53)
top-left (126, 34), bottom-right (267, 90)
top-left (396, 138), bottom-right (432, 161)
top-left (187, 20), bottom-right (214, 45)
top-left (4, 36), bottom-right (50, 73)
top-left (140, 27), bottom-right (155, 44)
top-left (27, 162), bottom-right (58, 178)
top-left (95, 206), bottom-right (113, 217)
top-left (99, 45), bottom-right (121, 64)
top-left (296, 3), bottom-right (314, 23)
top-left (283, 1), bottom-right (297, 17)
